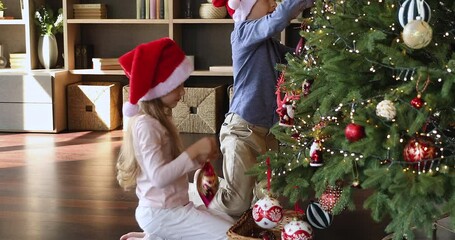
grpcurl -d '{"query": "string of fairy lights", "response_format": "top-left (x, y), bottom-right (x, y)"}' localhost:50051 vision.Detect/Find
top-left (265, 0), bottom-right (455, 179)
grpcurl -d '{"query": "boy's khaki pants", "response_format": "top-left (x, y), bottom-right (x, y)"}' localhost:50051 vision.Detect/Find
top-left (209, 113), bottom-right (277, 217)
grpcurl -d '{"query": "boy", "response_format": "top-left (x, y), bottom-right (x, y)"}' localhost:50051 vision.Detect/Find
top-left (209, 0), bottom-right (314, 217)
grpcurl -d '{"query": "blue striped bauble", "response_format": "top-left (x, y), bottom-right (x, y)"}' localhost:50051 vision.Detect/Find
top-left (306, 201), bottom-right (333, 229)
top-left (398, 0), bottom-right (431, 28)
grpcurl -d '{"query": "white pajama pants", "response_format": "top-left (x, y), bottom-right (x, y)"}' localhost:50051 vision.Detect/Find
top-left (209, 113), bottom-right (278, 217)
top-left (135, 202), bottom-right (234, 240)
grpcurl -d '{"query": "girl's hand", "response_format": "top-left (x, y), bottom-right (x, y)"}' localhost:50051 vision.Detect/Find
top-left (119, 232), bottom-right (146, 240)
top-left (186, 136), bottom-right (219, 164)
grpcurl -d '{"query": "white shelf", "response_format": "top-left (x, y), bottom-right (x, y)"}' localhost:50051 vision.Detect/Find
top-left (70, 69), bottom-right (233, 77)
top-left (0, 19), bottom-right (26, 25)
top-left (67, 19), bottom-right (170, 24)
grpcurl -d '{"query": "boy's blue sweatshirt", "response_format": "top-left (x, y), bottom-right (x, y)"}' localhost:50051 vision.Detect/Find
top-left (229, 0), bottom-right (307, 128)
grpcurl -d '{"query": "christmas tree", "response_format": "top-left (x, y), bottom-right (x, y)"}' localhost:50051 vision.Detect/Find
top-left (250, 1), bottom-right (455, 239)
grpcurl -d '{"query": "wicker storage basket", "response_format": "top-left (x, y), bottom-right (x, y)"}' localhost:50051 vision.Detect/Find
top-left (199, 3), bottom-right (227, 19)
top-left (172, 84), bottom-right (227, 134)
top-left (67, 81), bottom-right (122, 131)
top-left (227, 209), bottom-right (300, 239)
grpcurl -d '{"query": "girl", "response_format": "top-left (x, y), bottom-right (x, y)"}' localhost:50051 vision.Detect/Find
top-left (117, 38), bottom-right (234, 240)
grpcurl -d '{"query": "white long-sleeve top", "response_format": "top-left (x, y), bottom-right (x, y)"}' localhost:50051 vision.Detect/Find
top-left (132, 115), bottom-right (202, 209)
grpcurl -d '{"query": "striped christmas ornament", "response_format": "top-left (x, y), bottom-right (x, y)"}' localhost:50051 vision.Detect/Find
top-left (398, 0), bottom-right (431, 28)
top-left (306, 202), bottom-right (333, 229)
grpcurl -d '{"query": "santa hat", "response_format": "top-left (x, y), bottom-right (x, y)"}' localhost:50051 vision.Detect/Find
top-left (119, 38), bottom-right (193, 117)
top-left (212, 0), bottom-right (258, 22)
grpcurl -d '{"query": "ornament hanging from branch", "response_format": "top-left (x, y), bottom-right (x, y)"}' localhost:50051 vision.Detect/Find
top-left (398, 0), bottom-right (431, 28)
top-left (403, 136), bottom-right (439, 171)
top-left (252, 157), bottom-right (284, 229)
top-left (402, 19), bottom-right (433, 49)
top-left (309, 140), bottom-right (324, 167)
top-left (410, 75), bottom-right (431, 109)
top-left (318, 185), bottom-right (343, 214)
top-left (294, 22), bottom-right (307, 57)
top-left (376, 99), bottom-right (397, 121)
top-left (276, 70), bottom-right (301, 128)
top-left (281, 218), bottom-right (314, 240)
top-left (306, 201), bottom-right (333, 229)
top-left (345, 123), bottom-right (366, 142)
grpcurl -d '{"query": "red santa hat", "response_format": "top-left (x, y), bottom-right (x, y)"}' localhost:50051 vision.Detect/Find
top-left (119, 38), bottom-right (193, 117)
top-left (212, 0), bottom-right (258, 22)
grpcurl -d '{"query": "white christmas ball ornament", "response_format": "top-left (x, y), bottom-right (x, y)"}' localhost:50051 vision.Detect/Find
top-left (402, 20), bottom-right (433, 49)
top-left (376, 100), bottom-right (396, 121)
top-left (281, 218), bottom-right (314, 240)
top-left (252, 196), bottom-right (284, 229)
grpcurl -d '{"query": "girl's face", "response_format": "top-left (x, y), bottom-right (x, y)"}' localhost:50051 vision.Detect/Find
top-left (247, 0), bottom-right (277, 20)
top-left (160, 84), bottom-right (185, 108)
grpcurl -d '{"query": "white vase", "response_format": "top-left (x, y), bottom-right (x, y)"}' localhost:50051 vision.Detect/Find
top-left (0, 11), bottom-right (4, 18)
top-left (38, 34), bottom-right (58, 69)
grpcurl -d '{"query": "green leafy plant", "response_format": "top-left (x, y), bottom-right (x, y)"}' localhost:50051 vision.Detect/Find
top-left (34, 5), bottom-right (63, 36)
top-left (0, 1), bottom-right (7, 11)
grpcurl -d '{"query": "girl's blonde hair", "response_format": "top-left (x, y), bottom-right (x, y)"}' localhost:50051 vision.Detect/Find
top-left (116, 98), bottom-right (183, 190)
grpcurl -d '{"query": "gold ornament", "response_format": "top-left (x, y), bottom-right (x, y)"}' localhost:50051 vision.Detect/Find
top-left (402, 20), bottom-right (433, 49)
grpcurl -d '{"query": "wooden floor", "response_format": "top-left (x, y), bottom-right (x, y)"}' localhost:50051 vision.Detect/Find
top-left (0, 130), bottom-right (453, 240)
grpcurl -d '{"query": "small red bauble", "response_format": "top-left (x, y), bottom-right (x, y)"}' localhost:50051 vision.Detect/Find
top-left (410, 96), bottom-right (424, 109)
top-left (345, 123), bottom-right (365, 142)
top-left (252, 196), bottom-right (284, 229)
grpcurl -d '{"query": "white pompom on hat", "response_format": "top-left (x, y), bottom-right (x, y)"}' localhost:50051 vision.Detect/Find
top-left (119, 38), bottom-right (193, 117)
top-left (212, 0), bottom-right (258, 22)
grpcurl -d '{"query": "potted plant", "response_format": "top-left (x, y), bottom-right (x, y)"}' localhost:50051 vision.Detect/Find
top-left (34, 5), bottom-right (63, 69)
top-left (0, 1), bottom-right (7, 18)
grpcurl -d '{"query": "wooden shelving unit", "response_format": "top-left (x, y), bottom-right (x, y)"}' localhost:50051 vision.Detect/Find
top-left (0, 0), bottom-right (301, 132)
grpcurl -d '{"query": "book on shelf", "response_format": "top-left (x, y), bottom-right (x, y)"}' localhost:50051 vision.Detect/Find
top-left (92, 64), bottom-right (123, 70)
top-left (9, 53), bottom-right (26, 59)
top-left (92, 58), bottom-right (121, 70)
top-left (75, 45), bottom-right (94, 69)
top-left (92, 58), bottom-right (119, 64)
top-left (209, 66), bottom-right (233, 72)
top-left (73, 4), bottom-right (107, 10)
top-left (74, 9), bottom-right (107, 14)
top-left (137, 0), bottom-right (165, 19)
top-left (74, 14), bottom-right (107, 19)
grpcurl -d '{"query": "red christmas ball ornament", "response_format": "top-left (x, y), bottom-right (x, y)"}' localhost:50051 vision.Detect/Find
top-left (345, 123), bottom-right (365, 142)
top-left (403, 136), bottom-right (438, 171)
top-left (410, 96), bottom-right (424, 109)
top-left (196, 162), bottom-right (219, 207)
top-left (319, 185), bottom-right (343, 214)
top-left (281, 218), bottom-right (314, 240)
top-left (252, 196), bottom-right (284, 229)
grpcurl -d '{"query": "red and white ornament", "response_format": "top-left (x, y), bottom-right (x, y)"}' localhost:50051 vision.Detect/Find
top-left (403, 136), bottom-right (438, 170)
top-left (281, 218), bottom-right (314, 240)
top-left (309, 140), bottom-right (323, 167)
top-left (345, 123), bottom-right (365, 142)
top-left (319, 185), bottom-right (343, 214)
top-left (279, 96), bottom-right (296, 127)
top-left (196, 162), bottom-right (219, 207)
top-left (252, 196), bottom-right (284, 229)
